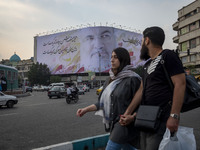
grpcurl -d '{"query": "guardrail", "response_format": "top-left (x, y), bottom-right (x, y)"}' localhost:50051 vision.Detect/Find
top-left (33, 133), bottom-right (109, 150)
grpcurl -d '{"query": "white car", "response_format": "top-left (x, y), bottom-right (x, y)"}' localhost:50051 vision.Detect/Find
top-left (78, 85), bottom-right (90, 92)
top-left (0, 91), bottom-right (18, 108)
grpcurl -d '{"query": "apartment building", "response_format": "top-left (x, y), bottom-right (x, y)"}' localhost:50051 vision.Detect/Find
top-left (173, 0), bottom-right (200, 75)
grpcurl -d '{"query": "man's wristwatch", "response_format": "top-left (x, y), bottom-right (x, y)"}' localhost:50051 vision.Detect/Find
top-left (170, 113), bottom-right (180, 120)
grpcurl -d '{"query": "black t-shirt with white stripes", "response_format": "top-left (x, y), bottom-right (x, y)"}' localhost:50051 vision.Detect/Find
top-left (142, 49), bottom-right (184, 109)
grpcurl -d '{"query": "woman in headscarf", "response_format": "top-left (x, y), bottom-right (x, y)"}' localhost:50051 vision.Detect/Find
top-left (76, 47), bottom-right (141, 150)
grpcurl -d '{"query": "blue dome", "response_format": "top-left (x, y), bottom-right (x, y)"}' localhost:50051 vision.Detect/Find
top-left (10, 53), bottom-right (21, 62)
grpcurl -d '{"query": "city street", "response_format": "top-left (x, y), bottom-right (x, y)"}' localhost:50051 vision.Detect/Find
top-left (0, 89), bottom-right (200, 150)
top-left (0, 89), bottom-right (105, 150)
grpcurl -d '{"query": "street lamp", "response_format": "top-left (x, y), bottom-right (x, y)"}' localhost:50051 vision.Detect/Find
top-left (98, 51), bottom-right (101, 86)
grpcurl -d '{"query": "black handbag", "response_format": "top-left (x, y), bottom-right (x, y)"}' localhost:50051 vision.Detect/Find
top-left (134, 105), bottom-right (162, 132)
top-left (160, 57), bottom-right (200, 112)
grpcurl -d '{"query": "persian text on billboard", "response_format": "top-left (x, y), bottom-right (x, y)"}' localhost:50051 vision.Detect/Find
top-left (36, 26), bottom-right (143, 74)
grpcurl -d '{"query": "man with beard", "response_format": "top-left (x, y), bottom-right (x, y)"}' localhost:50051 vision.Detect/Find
top-left (119, 26), bottom-right (186, 150)
top-left (80, 27), bottom-right (116, 72)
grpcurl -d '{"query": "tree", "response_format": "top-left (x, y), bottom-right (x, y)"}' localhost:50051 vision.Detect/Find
top-left (28, 62), bottom-right (51, 86)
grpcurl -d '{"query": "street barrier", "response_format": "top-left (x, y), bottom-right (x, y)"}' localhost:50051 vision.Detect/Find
top-left (32, 133), bottom-right (109, 150)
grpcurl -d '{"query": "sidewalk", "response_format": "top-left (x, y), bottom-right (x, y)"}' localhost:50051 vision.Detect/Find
top-left (4, 90), bottom-right (31, 98)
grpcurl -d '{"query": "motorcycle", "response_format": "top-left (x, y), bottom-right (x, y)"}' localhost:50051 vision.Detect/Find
top-left (66, 93), bottom-right (79, 104)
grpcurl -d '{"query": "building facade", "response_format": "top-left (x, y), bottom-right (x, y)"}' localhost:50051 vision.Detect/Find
top-left (0, 53), bottom-right (34, 86)
top-left (173, 0), bottom-right (200, 75)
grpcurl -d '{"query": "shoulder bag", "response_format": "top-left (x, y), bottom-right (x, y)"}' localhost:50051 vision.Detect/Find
top-left (160, 57), bottom-right (200, 112)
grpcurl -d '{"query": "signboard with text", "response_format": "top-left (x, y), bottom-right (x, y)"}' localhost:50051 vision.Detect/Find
top-left (35, 26), bottom-right (143, 74)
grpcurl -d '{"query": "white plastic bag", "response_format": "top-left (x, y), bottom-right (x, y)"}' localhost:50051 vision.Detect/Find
top-left (159, 126), bottom-right (196, 150)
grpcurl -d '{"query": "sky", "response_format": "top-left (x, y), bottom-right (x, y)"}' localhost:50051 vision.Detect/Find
top-left (0, 0), bottom-right (195, 61)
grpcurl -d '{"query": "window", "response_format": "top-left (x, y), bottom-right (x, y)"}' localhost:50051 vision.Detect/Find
top-left (185, 12), bottom-right (192, 19)
top-left (7, 71), bottom-right (11, 80)
top-left (181, 56), bottom-right (188, 63)
top-left (0, 70), bottom-right (5, 76)
top-left (181, 42), bottom-right (187, 51)
top-left (180, 27), bottom-right (188, 35)
top-left (12, 71), bottom-right (15, 80)
top-left (193, 9), bottom-right (197, 15)
top-left (189, 22), bottom-right (196, 31)
top-left (14, 72), bottom-right (18, 80)
top-left (190, 55), bottom-right (196, 62)
top-left (190, 39), bottom-right (196, 49)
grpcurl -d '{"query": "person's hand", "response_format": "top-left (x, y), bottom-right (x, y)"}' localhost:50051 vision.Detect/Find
top-left (166, 117), bottom-right (179, 133)
top-left (76, 108), bottom-right (87, 117)
top-left (119, 113), bottom-right (136, 126)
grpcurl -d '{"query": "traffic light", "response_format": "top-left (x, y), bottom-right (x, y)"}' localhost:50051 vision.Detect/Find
top-left (187, 49), bottom-right (190, 55)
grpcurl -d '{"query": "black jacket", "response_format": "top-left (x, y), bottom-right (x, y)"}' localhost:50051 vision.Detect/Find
top-left (95, 76), bottom-right (141, 145)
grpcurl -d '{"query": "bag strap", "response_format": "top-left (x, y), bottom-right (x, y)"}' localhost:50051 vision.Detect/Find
top-left (160, 55), bottom-right (173, 110)
top-left (160, 58), bottom-right (174, 91)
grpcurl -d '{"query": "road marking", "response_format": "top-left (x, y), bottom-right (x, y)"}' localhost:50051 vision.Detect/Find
top-left (26, 103), bottom-right (51, 107)
top-left (0, 113), bottom-right (18, 117)
top-left (26, 101), bottom-right (62, 107)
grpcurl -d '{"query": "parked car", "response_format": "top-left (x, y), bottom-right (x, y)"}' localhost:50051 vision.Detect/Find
top-left (48, 86), bottom-right (67, 99)
top-left (32, 86), bottom-right (39, 91)
top-left (77, 87), bottom-right (85, 95)
top-left (77, 85), bottom-right (90, 92)
top-left (84, 85), bottom-right (90, 92)
top-left (48, 83), bottom-right (65, 90)
top-left (42, 86), bottom-right (49, 91)
top-left (25, 86), bottom-right (32, 92)
top-left (77, 85), bottom-right (86, 92)
top-left (0, 91), bottom-right (18, 108)
top-left (96, 86), bottom-right (103, 95)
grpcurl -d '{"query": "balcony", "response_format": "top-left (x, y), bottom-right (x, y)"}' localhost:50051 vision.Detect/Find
top-left (173, 35), bottom-right (179, 43)
top-left (172, 21), bottom-right (179, 31)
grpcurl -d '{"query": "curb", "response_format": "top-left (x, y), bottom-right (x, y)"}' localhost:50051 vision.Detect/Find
top-left (15, 93), bottom-right (31, 98)
top-left (32, 133), bottom-right (109, 150)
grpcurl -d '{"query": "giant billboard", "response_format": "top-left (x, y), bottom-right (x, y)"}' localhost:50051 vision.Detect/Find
top-left (35, 26), bottom-right (143, 74)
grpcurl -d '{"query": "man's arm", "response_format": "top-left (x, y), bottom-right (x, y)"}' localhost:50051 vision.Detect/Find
top-left (167, 73), bottom-right (186, 132)
top-left (119, 82), bottom-right (143, 125)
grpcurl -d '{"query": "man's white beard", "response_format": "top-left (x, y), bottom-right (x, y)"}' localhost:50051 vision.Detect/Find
top-left (83, 53), bottom-right (110, 72)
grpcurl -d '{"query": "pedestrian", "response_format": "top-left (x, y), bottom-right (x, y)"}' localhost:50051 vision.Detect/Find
top-left (1, 73), bottom-right (7, 91)
top-left (76, 47), bottom-right (141, 150)
top-left (119, 26), bottom-right (186, 150)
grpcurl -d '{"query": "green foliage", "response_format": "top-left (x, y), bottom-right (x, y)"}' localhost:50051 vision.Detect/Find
top-left (133, 65), bottom-right (143, 77)
top-left (50, 76), bottom-right (61, 83)
top-left (28, 62), bottom-right (51, 86)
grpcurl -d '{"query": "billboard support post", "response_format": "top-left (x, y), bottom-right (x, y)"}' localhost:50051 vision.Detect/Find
top-left (98, 52), bottom-right (101, 87)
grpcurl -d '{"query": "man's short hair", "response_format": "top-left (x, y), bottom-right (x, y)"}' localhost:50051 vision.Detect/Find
top-left (143, 26), bottom-right (165, 47)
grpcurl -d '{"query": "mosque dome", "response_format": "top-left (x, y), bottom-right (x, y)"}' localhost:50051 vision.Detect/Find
top-left (10, 52), bottom-right (21, 62)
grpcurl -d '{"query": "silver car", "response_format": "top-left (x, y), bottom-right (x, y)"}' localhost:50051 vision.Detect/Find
top-left (0, 91), bottom-right (18, 108)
